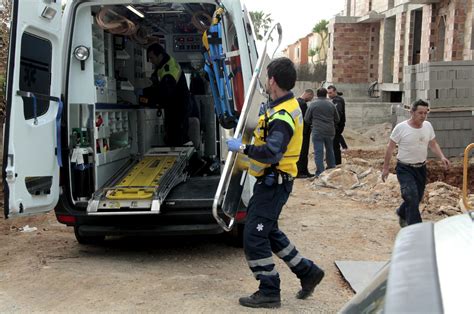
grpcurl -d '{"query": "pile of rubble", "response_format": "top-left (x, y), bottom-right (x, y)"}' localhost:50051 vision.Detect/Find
top-left (310, 160), bottom-right (465, 217)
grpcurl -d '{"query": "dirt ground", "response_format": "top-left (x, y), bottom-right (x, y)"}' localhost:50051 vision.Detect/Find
top-left (0, 124), bottom-right (470, 313)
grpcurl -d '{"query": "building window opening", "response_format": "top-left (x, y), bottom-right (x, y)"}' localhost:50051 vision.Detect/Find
top-left (411, 10), bottom-right (422, 65)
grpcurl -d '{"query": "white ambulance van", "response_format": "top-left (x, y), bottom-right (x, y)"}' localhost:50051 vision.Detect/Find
top-left (2, 0), bottom-right (271, 244)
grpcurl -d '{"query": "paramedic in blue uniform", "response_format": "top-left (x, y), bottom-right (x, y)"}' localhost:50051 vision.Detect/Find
top-left (226, 57), bottom-right (325, 309)
top-left (145, 43), bottom-right (190, 146)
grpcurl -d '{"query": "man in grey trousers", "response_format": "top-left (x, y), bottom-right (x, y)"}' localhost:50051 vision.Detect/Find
top-left (304, 88), bottom-right (340, 176)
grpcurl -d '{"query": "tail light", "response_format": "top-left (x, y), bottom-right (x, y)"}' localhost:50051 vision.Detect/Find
top-left (235, 211), bottom-right (247, 222)
top-left (56, 214), bottom-right (76, 225)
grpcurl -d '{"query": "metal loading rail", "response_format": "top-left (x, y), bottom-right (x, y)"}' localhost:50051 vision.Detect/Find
top-left (87, 147), bottom-right (194, 215)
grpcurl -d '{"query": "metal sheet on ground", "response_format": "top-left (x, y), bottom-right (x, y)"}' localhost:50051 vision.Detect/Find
top-left (335, 260), bottom-right (388, 293)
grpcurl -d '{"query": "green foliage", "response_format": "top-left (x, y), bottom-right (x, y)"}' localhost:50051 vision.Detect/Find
top-left (312, 19), bottom-right (329, 34)
top-left (309, 19), bottom-right (329, 65)
top-left (249, 11), bottom-right (273, 41)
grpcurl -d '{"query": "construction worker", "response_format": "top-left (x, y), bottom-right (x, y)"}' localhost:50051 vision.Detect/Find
top-left (382, 99), bottom-right (450, 226)
top-left (144, 43), bottom-right (190, 146)
top-left (226, 57), bottom-right (324, 309)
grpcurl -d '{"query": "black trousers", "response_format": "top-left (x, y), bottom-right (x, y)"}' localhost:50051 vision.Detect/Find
top-left (333, 132), bottom-right (343, 165)
top-left (243, 178), bottom-right (317, 296)
top-left (297, 124), bottom-right (311, 175)
top-left (395, 163), bottom-right (427, 225)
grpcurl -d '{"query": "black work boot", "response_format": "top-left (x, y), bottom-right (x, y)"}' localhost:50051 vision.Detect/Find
top-left (296, 267), bottom-right (325, 299)
top-left (239, 291), bottom-right (281, 308)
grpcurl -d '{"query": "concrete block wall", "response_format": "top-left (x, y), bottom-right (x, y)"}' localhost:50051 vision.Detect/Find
top-left (429, 111), bottom-right (474, 157)
top-left (404, 60), bottom-right (474, 108)
top-left (381, 17), bottom-right (396, 83)
top-left (345, 101), bottom-right (395, 129)
top-left (354, 0), bottom-right (370, 16)
top-left (463, 1), bottom-right (473, 60)
top-left (372, 0), bottom-right (390, 13)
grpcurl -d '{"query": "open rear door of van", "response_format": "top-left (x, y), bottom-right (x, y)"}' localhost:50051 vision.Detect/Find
top-left (2, 0), bottom-right (64, 218)
top-left (213, 22), bottom-right (282, 231)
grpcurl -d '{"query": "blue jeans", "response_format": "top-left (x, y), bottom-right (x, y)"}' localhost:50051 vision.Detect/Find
top-left (395, 162), bottom-right (427, 225)
top-left (312, 134), bottom-right (335, 176)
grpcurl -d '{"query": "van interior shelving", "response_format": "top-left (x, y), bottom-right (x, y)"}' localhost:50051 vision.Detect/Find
top-left (67, 2), bottom-right (239, 215)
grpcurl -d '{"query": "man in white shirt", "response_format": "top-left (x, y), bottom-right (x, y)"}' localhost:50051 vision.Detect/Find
top-left (382, 99), bottom-right (450, 227)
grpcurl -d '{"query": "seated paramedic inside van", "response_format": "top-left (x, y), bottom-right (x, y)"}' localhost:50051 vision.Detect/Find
top-left (143, 43), bottom-right (191, 146)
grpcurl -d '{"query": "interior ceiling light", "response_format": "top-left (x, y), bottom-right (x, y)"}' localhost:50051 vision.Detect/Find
top-left (41, 6), bottom-right (57, 19)
top-left (147, 10), bottom-right (184, 14)
top-left (126, 5), bottom-right (145, 18)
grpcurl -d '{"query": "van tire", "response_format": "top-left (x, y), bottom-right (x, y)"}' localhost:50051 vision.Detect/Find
top-left (74, 226), bottom-right (105, 245)
top-left (226, 223), bottom-right (244, 247)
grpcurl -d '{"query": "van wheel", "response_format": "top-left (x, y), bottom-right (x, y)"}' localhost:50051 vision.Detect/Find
top-left (226, 223), bottom-right (244, 247)
top-left (74, 226), bottom-right (105, 245)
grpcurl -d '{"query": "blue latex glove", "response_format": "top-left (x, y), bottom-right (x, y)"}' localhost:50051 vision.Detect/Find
top-left (258, 102), bottom-right (267, 115)
top-left (226, 136), bottom-right (242, 152)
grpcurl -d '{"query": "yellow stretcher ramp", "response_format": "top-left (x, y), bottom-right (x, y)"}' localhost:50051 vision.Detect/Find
top-left (106, 155), bottom-right (177, 200)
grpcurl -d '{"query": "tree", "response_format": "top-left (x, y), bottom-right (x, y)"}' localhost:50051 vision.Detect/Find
top-left (308, 48), bottom-right (320, 65)
top-left (0, 0), bottom-right (11, 121)
top-left (311, 19), bottom-right (329, 64)
top-left (249, 11), bottom-right (273, 41)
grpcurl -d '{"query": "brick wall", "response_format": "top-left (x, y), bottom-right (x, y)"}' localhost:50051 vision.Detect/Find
top-left (444, 0), bottom-right (468, 61)
top-left (420, 5), bottom-right (433, 63)
top-left (405, 10), bottom-right (414, 67)
top-left (369, 23), bottom-right (381, 81)
top-left (286, 38), bottom-right (309, 66)
top-left (299, 37), bottom-right (309, 65)
top-left (425, 0), bottom-right (470, 62)
top-left (393, 12), bottom-right (407, 83)
top-left (329, 23), bottom-right (378, 83)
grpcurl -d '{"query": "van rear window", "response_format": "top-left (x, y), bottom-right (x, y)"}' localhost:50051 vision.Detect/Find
top-left (19, 33), bottom-right (52, 120)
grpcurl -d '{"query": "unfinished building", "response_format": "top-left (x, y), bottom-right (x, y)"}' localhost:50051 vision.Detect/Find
top-left (327, 0), bottom-right (474, 156)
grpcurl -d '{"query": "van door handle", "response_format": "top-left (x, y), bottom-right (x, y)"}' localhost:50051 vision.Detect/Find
top-left (5, 154), bottom-right (15, 183)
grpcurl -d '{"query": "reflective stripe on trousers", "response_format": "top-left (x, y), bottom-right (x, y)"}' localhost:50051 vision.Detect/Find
top-left (244, 181), bottom-right (315, 296)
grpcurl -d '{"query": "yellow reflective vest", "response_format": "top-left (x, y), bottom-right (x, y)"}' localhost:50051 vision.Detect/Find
top-left (157, 57), bottom-right (182, 82)
top-left (248, 97), bottom-right (303, 177)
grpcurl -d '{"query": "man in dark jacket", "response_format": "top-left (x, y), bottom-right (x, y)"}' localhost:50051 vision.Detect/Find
top-left (327, 85), bottom-right (346, 165)
top-left (145, 43), bottom-right (190, 146)
top-left (296, 89), bottom-right (314, 178)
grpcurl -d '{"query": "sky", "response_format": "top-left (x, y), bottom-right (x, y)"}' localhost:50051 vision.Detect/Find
top-left (241, 0), bottom-right (345, 52)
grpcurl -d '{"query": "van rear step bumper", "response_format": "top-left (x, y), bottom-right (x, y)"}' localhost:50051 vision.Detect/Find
top-left (87, 147), bottom-right (194, 215)
top-left (76, 223), bottom-right (223, 236)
